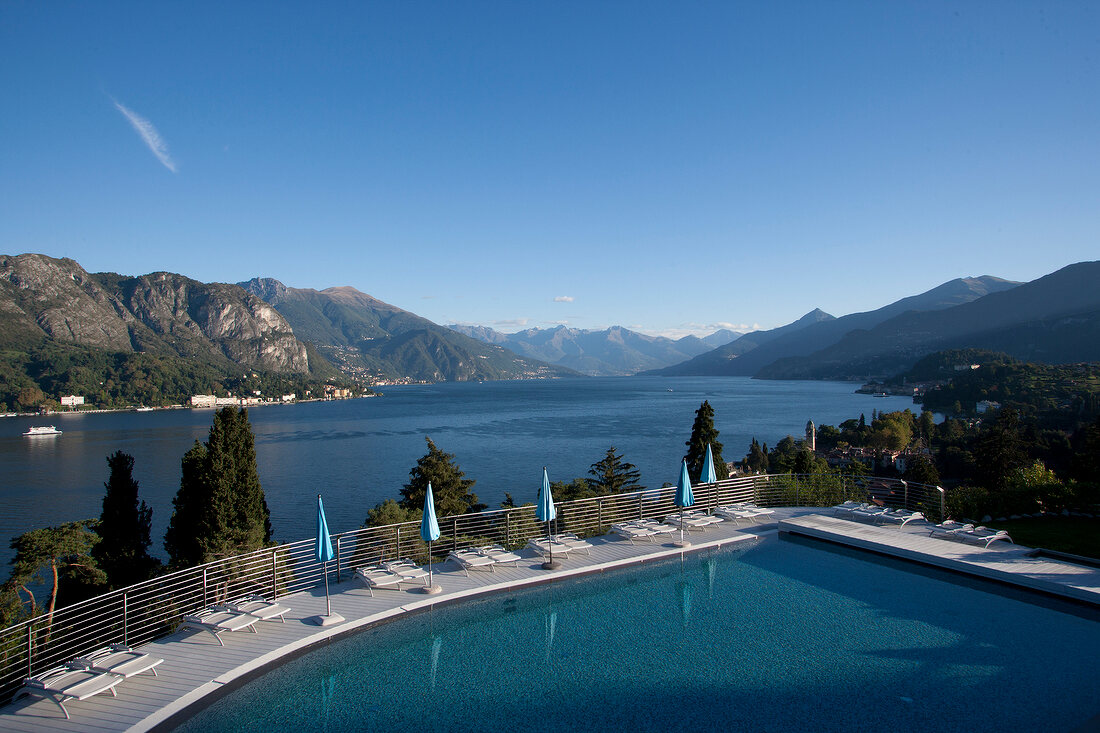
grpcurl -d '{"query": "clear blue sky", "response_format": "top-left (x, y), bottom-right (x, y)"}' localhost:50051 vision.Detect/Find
top-left (2, 1), bottom-right (1097, 337)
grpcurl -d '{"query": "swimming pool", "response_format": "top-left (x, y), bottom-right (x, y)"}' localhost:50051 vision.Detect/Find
top-left (174, 537), bottom-right (1100, 732)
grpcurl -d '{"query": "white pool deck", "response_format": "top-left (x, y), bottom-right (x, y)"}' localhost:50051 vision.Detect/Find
top-left (2, 508), bottom-right (1097, 732)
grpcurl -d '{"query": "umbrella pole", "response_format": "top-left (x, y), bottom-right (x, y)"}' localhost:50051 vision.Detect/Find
top-left (324, 560), bottom-right (331, 617)
top-left (542, 518), bottom-right (560, 570)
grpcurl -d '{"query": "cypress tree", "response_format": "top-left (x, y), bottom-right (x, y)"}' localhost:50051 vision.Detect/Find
top-left (399, 437), bottom-right (484, 517)
top-left (684, 400), bottom-right (729, 483)
top-left (93, 451), bottom-right (159, 588)
top-left (164, 407), bottom-right (272, 568)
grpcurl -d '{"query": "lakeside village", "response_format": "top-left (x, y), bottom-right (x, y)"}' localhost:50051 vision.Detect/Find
top-left (0, 383), bottom-right (373, 418)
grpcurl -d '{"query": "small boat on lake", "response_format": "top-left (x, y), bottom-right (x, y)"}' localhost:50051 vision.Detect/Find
top-left (23, 425), bottom-right (62, 436)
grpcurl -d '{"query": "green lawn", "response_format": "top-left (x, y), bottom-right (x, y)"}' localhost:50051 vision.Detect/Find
top-left (986, 517), bottom-right (1100, 560)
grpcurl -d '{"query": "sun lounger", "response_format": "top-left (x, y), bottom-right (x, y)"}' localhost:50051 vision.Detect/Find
top-left (382, 559), bottom-right (431, 581)
top-left (216, 595), bottom-right (290, 623)
top-left (447, 549), bottom-right (497, 576)
top-left (527, 537), bottom-right (574, 558)
top-left (832, 501), bottom-right (865, 515)
top-left (179, 608), bottom-right (260, 645)
top-left (71, 644), bottom-right (163, 679)
top-left (355, 565), bottom-right (406, 596)
top-left (849, 505), bottom-right (890, 522)
top-left (956, 526), bottom-right (1013, 548)
top-left (475, 544), bottom-right (522, 566)
top-left (612, 523), bottom-right (657, 543)
top-left (665, 512), bottom-right (723, 531)
top-left (552, 533), bottom-right (594, 554)
top-left (928, 521), bottom-right (974, 540)
top-left (13, 666), bottom-right (124, 719)
top-left (714, 505), bottom-right (772, 524)
top-left (637, 520), bottom-right (677, 536)
top-left (877, 509), bottom-right (926, 527)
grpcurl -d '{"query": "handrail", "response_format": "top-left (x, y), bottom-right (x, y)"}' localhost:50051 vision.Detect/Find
top-left (0, 473), bottom-right (942, 701)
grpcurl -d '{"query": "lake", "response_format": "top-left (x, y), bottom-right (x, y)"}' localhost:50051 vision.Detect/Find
top-left (0, 376), bottom-right (913, 566)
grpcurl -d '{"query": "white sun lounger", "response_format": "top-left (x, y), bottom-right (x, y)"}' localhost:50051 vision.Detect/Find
top-left (475, 544), bottom-right (522, 566)
top-left (928, 521), bottom-right (974, 540)
top-left (355, 565), bottom-right (406, 596)
top-left (956, 526), bottom-right (1013, 548)
top-left (71, 644), bottom-right (163, 679)
top-left (714, 505), bottom-right (773, 524)
top-left (527, 537), bottom-right (574, 558)
top-left (552, 533), bottom-right (594, 554)
top-left (382, 559), bottom-right (431, 581)
top-left (179, 608), bottom-right (260, 645)
top-left (447, 549), bottom-right (497, 576)
top-left (665, 513), bottom-right (723, 531)
top-left (612, 523), bottom-right (657, 543)
top-left (637, 520), bottom-right (678, 536)
top-left (832, 501), bottom-right (865, 515)
top-left (849, 505), bottom-right (890, 522)
top-left (13, 666), bottom-right (124, 719)
top-left (216, 595), bottom-right (290, 623)
top-left (877, 509), bottom-right (926, 527)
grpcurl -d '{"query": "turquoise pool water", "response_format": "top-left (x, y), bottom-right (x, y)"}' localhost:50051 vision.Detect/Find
top-left (175, 538), bottom-right (1100, 732)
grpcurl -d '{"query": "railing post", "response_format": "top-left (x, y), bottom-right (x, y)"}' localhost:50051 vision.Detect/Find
top-left (938, 486), bottom-right (945, 520)
top-left (123, 591), bottom-right (129, 647)
top-left (271, 549), bottom-right (278, 600)
top-left (395, 526), bottom-right (401, 560)
top-left (202, 568), bottom-right (208, 608)
top-left (26, 620), bottom-right (34, 677)
top-left (505, 512), bottom-right (510, 547)
top-left (335, 536), bottom-right (342, 583)
top-left (597, 498), bottom-right (603, 533)
top-left (453, 518), bottom-right (459, 552)
top-left (638, 492), bottom-right (643, 520)
top-left (901, 480), bottom-right (909, 510)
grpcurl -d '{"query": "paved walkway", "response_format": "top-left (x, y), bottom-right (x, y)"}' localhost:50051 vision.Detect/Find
top-left (1, 508), bottom-right (1095, 732)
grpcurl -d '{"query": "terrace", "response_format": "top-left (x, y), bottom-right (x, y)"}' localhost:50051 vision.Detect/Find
top-left (1, 474), bottom-right (1096, 732)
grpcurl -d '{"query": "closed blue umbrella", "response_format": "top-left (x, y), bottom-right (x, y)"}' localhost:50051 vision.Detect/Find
top-left (420, 482), bottom-right (442, 594)
top-left (702, 443), bottom-right (718, 484)
top-left (310, 494), bottom-right (344, 625)
top-left (536, 467), bottom-right (560, 569)
top-left (674, 459), bottom-right (694, 548)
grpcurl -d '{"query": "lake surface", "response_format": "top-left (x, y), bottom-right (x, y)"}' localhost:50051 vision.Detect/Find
top-left (0, 377), bottom-right (913, 566)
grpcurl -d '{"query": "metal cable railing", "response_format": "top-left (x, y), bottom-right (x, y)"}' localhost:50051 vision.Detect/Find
top-left (0, 474), bottom-right (943, 702)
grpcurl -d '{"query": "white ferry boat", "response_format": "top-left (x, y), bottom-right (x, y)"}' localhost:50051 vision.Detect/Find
top-left (23, 425), bottom-right (62, 436)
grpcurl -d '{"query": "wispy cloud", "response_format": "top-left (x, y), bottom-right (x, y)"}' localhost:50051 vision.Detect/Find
top-left (493, 318), bottom-right (529, 327)
top-left (113, 99), bottom-right (176, 172)
top-left (553, 295), bottom-right (574, 303)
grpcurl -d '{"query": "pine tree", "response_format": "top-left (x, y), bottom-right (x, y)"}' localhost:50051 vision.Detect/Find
top-left (7, 521), bottom-right (104, 628)
top-left (975, 406), bottom-right (1027, 492)
top-left (165, 407), bottom-right (272, 568)
top-left (93, 451), bottom-right (159, 588)
top-left (399, 437), bottom-right (484, 517)
top-left (683, 400), bottom-right (728, 482)
top-left (588, 447), bottom-right (643, 494)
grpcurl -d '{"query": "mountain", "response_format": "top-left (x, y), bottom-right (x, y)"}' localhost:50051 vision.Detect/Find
top-left (757, 262), bottom-right (1100, 379)
top-left (650, 276), bottom-right (1019, 377)
top-left (647, 308), bottom-right (836, 376)
top-left (240, 279), bottom-right (576, 382)
top-left (0, 254), bottom-right (312, 372)
top-left (701, 329), bottom-right (743, 348)
top-left (447, 324), bottom-right (715, 376)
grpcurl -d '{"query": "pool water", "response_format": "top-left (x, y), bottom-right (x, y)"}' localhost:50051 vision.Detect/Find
top-left (175, 538), bottom-right (1100, 732)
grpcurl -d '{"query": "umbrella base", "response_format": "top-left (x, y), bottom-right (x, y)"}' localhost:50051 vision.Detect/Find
top-left (307, 612), bottom-right (345, 626)
top-left (541, 560), bottom-right (562, 570)
top-left (672, 539), bottom-right (692, 548)
top-left (418, 584), bottom-right (443, 595)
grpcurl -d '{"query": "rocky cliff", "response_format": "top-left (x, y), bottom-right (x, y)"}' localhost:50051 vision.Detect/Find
top-left (0, 254), bottom-right (311, 373)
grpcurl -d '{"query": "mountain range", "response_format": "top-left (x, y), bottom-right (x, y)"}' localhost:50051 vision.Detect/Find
top-left (3, 253), bottom-right (1098, 396)
top-left (650, 275), bottom-right (1023, 378)
top-left (446, 324), bottom-right (729, 376)
top-left (239, 278), bottom-right (575, 382)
